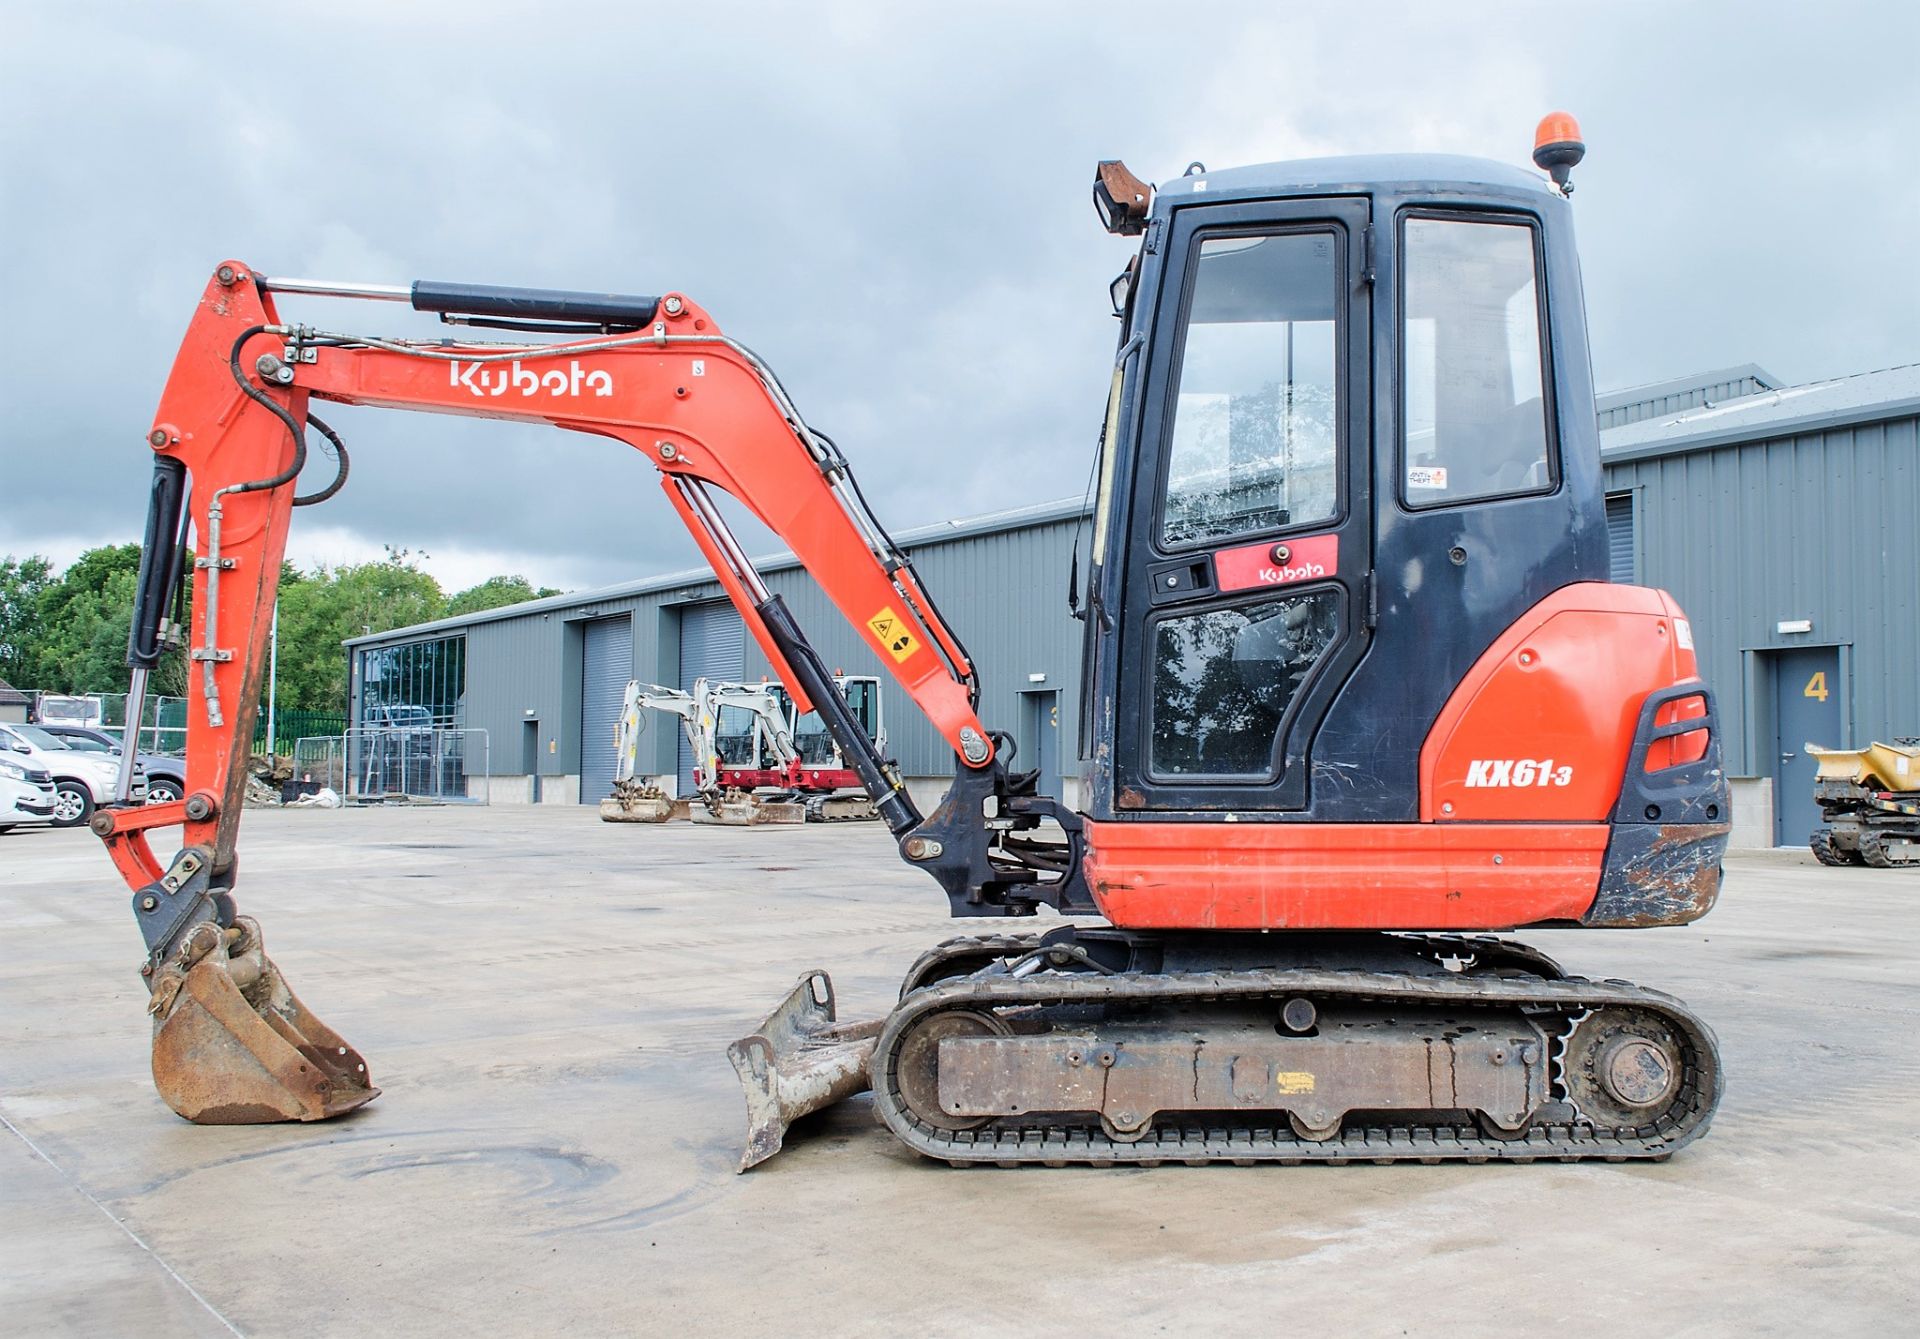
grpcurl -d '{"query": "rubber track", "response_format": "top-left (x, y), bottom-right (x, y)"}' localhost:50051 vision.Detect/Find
top-left (872, 967), bottom-right (1720, 1166)
top-left (898, 932), bottom-right (1566, 1001)
top-left (899, 933), bottom-right (1048, 999)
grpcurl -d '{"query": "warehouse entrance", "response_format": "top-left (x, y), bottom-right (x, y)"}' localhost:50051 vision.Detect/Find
top-left (1021, 689), bottom-right (1061, 801)
top-left (677, 601), bottom-right (745, 795)
top-left (1770, 645), bottom-right (1842, 847)
top-left (579, 616), bottom-right (632, 805)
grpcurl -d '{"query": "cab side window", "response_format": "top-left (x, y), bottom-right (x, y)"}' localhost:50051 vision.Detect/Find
top-left (1161, 230), bottom-right (1341, 547)
top-left (1401, 216), bottom-right (1554, 507)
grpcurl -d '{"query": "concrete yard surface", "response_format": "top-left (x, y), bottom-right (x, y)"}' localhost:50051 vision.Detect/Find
top-left (3, 806), bottom-right (1917, 1337)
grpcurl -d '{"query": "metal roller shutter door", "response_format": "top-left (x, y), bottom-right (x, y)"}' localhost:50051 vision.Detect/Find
top-left (579, 616), bottom-right (633, 804)
top-left (1605, 492), bottom-right (1636, 583)
top-left (677, 601), bottom-right (745, 793)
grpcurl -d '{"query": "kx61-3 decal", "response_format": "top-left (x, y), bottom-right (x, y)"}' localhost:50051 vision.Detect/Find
top-left (1464, 758), bottom-right (1574, 788)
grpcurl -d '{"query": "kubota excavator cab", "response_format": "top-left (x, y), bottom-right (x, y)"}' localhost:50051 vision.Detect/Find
top-left (1062, 147), bottom-right (1726, 935)
top-left (1084, 152), bottom-right (1604, 819)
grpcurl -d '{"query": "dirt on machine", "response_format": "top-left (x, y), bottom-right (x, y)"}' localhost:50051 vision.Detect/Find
top-left (92, 112), bottom-right (1731, 1171)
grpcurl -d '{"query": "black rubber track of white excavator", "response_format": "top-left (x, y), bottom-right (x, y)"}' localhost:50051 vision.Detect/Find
top-left (871, 967), bottom-right (1720, 1166)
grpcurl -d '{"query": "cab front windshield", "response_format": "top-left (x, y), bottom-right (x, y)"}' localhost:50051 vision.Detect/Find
top-left (771, 680), bottom-right (880, 766)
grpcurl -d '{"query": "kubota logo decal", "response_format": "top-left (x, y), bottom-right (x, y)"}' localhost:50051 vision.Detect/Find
top-left (1213, 532), bottom-right (1340, 594)
top-left (1465, 759), bottom-right (1574, 788)
top-left (450, 359), bottom-right (614, 398)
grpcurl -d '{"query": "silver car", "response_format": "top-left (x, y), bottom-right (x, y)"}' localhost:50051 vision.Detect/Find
top-left (0, 723), bottom-right (148, 826)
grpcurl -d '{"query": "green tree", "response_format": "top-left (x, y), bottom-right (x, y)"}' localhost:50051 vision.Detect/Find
top-left (445, 574), bottom-right (559, 617)
top-left (274, 556), bottom-right (445, 711)
top-left (0, 554), bottom-right (55, 687)
top-left (29, 544), bottom-right (145, 694)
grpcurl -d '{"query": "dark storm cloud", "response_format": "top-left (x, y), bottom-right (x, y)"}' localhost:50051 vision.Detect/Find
top-left (3, 2), bottom-right (1915, 590)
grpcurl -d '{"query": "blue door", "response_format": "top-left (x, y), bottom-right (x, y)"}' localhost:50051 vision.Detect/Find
top-left (1772, 646), bottom-right (1841, 846)
top-left (1022, 690), bottom-right (1061, 800)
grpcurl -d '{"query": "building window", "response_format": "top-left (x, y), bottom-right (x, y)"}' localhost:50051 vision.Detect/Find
top-left (357, 634), bottom-right (467, 730)
top-left (1605, 492), bottom-right (1637, 583)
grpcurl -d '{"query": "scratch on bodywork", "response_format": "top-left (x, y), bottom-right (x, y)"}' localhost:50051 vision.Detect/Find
top-left (1587, 823), bottom-right (1724, 928)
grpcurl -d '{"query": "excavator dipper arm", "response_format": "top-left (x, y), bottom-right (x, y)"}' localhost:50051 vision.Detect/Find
top-left (99, 262), bottom-right (1085, 1124)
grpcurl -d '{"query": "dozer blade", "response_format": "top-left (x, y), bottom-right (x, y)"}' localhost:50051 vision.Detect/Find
top-left (728, 971), bottom-right (881, 1171)
top-left (148, 916), bottom-right (378, 1124)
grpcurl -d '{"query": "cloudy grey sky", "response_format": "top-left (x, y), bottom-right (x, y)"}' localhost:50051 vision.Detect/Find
top-left (3, 2), bottom-right (1916, 593)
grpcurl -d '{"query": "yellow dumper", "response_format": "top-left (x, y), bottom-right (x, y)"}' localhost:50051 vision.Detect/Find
top-left (1806, 739), bottom-right (1920, 867)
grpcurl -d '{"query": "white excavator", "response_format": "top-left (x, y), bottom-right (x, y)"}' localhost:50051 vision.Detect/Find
top-left (600, 675), bottom-right (885, 824)
top-left (599, 677), bottom-right (797, 824)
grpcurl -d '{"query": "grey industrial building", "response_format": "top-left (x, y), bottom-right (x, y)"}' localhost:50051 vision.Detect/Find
top-left (346, 361), bottom-right (1920, 849)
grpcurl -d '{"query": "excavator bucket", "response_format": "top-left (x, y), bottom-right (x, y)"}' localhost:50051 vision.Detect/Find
top-left (691, 791), bottom-right (807, 826)
top-left (728, 971), bottom-right (880, 1170)
top-left (148, 917), bottom-right (378, 1124)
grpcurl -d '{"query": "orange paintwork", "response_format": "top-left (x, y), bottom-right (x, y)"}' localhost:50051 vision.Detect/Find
top-left (95, 263), bottom-right (990, 892)
top-left (1421, 583), bottom-right (1704, 822)
top-left (1085, 821), bottom-right (1608, 930)
top-left (1085, 582), bottom-right (1710, 932)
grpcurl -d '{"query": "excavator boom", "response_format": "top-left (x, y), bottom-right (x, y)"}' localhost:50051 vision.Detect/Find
top-left (100, 263), bottom-right (1084, 1125)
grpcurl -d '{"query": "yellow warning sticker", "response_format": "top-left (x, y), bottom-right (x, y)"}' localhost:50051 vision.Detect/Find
top-left (868, 606), bottom-right (919, 663)
top-left (1274, 1071), bottom-right (1316, 1095)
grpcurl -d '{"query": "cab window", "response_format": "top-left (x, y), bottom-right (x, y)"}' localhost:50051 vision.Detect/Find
top-left (1400, 215), bottom-right (1554, 506)
top-left (1161, 230), bottom-right (1341, 547)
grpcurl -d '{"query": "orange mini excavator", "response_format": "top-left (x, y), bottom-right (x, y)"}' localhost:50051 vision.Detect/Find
top-left (96, 116), bottom-right (1728, 1165)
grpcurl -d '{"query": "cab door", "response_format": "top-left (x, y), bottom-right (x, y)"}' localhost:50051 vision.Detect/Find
top-left (1111, 197), bottom-right (1372, 813)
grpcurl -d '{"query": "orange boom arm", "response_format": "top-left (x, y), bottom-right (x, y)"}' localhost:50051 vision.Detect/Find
top-left (100, 262), bottom-right (1006, 892)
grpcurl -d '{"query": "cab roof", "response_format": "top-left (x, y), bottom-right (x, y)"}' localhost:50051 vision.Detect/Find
top-left (1155, 153), bottom-right (1555, 208)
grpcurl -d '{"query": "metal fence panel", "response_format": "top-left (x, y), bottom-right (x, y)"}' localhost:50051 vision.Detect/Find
top-left (258, 709), bottom-right (347, 755)
top-left (339, 727), bottom-right (489, 803)
top-left (291, 735), bottom-right (348, 794)
top-left (23, 689), bottom-right (189, 754)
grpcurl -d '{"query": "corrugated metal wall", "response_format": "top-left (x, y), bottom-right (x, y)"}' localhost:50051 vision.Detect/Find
top-left (359, 511), bottom-right (1087, 785)
top-left (459, 592), bottom-right (654, 779)
top-left (579, 617), bottom-right (632, 803)
top-left (745, 517), bottom-right (1086, 777)
top-left (1604, 492), bottom-right (1636, 582)
top-left (676, 601), bottom-right (745, 790)
top-left (360, 405), bottom-right (1920, 803)
top-left (1596, 372), bottom-right (1774, 430)
top-left (1601, 412), bottom-right (1920, 775)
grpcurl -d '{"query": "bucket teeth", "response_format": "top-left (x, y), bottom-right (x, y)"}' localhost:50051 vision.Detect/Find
top-left (148, 917), bottom-right (377, 1124)
top-left (729, 971), bottom-right (880, 1170)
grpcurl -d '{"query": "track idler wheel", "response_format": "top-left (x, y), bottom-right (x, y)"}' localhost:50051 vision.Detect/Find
top-left (147, 917), bottom-right (378, 1123)
top-left (891, 1008), bottom-right (1010, 1132)
top-left (1562, 1008), bottom-right (1683, 1128)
